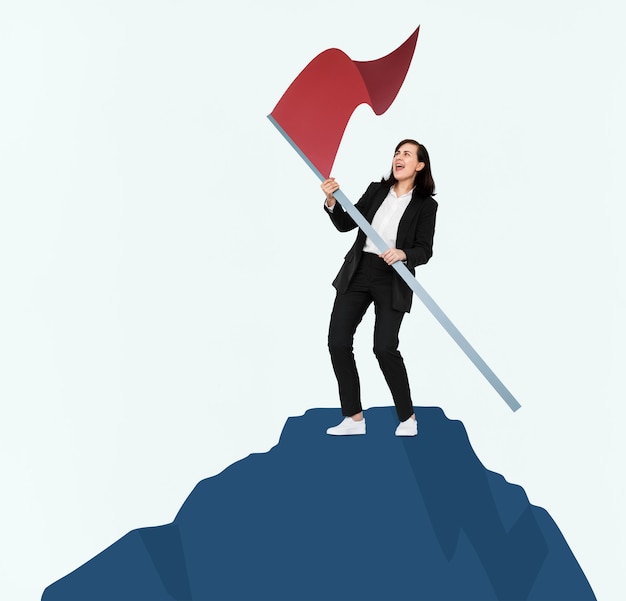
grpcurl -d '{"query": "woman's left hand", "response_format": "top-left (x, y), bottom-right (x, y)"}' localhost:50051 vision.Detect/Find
top-left (380, 248), bottom-right (407, 265)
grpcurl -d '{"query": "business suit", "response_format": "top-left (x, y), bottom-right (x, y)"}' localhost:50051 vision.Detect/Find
top-left (325, 181), bottom-right (437, 421)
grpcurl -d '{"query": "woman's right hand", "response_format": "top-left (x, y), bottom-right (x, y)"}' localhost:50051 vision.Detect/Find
top-left (321, 178), bottom-right (339, 207)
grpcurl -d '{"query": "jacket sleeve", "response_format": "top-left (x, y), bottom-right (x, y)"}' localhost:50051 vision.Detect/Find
top-left (403, 197), bottom-right (438, 270)
top-left (323, 182), bottom-right (378, 232)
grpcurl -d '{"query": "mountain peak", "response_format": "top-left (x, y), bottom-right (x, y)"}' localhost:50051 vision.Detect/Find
top-left (43, 406), bottom-right (596, 600)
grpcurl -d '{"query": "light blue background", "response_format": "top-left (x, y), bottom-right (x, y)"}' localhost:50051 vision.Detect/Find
top-left (1, 2), bottom-right (624, 599)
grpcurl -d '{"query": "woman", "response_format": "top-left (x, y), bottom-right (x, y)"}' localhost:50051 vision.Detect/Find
top-left (321, 139), bottom-right (437, 436)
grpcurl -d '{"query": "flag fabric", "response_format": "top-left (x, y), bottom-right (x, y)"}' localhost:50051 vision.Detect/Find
top-left (269, 27), bottom-right (420, 179)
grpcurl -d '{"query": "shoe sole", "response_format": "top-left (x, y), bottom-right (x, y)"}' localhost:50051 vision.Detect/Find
top-left (326, 430), bottom-right (366, 436)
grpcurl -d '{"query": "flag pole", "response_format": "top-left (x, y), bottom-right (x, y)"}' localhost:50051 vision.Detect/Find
top-left (268, 115), bottom-right (521, 412)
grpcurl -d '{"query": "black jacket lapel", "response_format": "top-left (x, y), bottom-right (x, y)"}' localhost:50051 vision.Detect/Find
top-left (396, 193), bottom-right (425, 247)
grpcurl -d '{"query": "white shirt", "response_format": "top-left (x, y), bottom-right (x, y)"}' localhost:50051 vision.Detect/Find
top-left (362, 187), bottom-right (413, 254)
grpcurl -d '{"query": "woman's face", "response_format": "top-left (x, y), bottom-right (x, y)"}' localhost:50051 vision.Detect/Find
top-left (392, 143), bottom-right (424, 183)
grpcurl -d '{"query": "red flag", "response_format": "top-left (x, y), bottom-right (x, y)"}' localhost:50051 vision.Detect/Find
top-left (269, 27), bottom-right (420, 179)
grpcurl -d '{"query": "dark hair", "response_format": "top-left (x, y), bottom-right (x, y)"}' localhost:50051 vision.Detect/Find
top-left (381, 139), bottom-right (436, 197)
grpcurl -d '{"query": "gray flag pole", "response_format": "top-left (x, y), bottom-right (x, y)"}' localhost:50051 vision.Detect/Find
top-left (269, 115), bottom-right (521, 412)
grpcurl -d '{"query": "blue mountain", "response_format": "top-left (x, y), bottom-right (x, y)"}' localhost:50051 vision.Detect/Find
top-left (42, 406), bottom-right (596, 600)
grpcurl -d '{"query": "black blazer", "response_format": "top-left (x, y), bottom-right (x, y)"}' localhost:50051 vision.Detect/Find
top-left (324, 182), bottom-right (437, 313)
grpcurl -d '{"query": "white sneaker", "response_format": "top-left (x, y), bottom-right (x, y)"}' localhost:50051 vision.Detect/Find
top-left (395, 416), bottom-right (418, 437)
top-left (326, 417), bottom-right (366, 436)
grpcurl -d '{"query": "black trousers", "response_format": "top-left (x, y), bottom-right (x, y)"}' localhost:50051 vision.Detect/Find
top-left (328, 252), bottom-right (414, 422)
